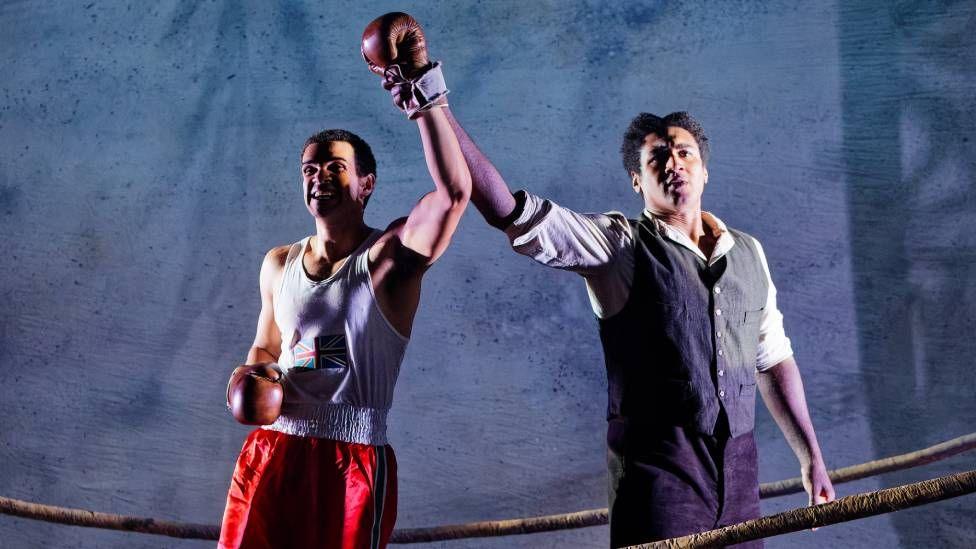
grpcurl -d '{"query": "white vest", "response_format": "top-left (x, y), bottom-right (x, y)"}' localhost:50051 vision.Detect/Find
top-left (265, 231), bottom-right (408, 445)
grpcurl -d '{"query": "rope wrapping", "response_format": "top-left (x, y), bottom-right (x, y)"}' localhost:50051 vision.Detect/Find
top-left (0, 432), bottom-right (973, 543)
top-left (390, 509), bottom-right (608, 543)
top-left (629, 469), bottom-right (976, 548)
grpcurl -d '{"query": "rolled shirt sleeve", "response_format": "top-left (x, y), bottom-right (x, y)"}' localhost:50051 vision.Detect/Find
top-left (503, 191), bottom-right (635, 318)
top-left (752, 237), bottom-right (795, 371)
top-left (501, 191), bottom-right (793, 364)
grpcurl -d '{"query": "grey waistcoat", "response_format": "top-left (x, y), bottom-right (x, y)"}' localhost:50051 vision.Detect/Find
top-left (598, 214), bottom-right (768, 439)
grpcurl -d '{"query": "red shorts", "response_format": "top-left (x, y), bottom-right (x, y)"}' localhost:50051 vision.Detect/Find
top-left (219, 429), bottom-right (397, 549)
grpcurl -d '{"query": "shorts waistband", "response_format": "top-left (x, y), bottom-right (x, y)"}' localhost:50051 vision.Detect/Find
top-left (264, 402), bottom-right (389, 446)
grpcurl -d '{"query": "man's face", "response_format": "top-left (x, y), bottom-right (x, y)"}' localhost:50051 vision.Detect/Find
top-left (300, 141), bottom-right (373, 220)
top-left (631, 126), bottom-right (708, 212)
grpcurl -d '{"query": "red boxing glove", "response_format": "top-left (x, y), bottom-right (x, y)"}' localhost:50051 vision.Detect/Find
top-left (226, 363), bottom-right (283, 426)
top-left (362, 12), bottom-right (449, 118)
top-left (361, 12), bottom-right (430, 79)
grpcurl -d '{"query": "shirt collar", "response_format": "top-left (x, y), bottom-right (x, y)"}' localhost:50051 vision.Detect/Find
top-left (641, 209), bottom-right (736, 265)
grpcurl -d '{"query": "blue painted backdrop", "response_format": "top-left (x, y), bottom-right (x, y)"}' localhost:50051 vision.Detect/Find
top-left (1, 1), bottom-right (974, 547)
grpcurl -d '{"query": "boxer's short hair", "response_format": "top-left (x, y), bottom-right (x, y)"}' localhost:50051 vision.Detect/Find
top-left (302, 129), bottom-right (377, 179)
top-left (621, 112), bottom-right (709, 176)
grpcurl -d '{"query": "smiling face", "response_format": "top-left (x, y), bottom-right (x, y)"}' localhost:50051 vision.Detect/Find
top-left (631, 126), bottom-right (708, 213)
top-left (300, 140), bottom-right (374, 220)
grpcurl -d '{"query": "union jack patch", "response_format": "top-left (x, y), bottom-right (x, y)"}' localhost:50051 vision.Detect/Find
top-left (314, 334), bottom-right (348, 369)
top-left (292, 334), bottom-right (349, 370)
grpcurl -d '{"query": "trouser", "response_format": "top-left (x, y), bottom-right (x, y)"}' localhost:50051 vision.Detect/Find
top-left (219, 429), bottom-right (397, 549)
top-left (607, 417), bottom-right (761, 548)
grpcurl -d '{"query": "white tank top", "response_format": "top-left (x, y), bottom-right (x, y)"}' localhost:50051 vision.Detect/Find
top-left (265, 231), bottom-right (409, 445)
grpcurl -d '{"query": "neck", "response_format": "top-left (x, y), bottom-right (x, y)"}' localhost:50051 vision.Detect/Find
top-left (648, 203), bottom-right (705, 244)
top-left (310, 216), bottom-right (371, 263)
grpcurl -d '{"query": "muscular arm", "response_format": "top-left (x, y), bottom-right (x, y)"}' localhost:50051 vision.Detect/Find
top-left (444, 108), bottom-right (517, 228)
top-left (245, 247), bottom-right (286, 366)
top-left (368, 107), bottom-right (471, 337)
top-left (757, 357), bottom-right (835, 505)
top-left (394, 106), bottom-right (472, 265)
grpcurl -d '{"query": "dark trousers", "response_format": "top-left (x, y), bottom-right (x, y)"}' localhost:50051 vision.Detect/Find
top-left (607, 418), bottom-right (762, 548)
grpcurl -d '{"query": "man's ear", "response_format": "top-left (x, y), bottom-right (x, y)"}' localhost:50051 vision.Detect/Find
top-left (703, 166), bottom-right (709, 185)
top-left (631, 171), bottom-right (642, 194)
top-left (359, 173), bottom-right (375, 199)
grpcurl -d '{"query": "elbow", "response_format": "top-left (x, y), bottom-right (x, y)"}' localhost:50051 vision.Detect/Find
top-left (426, 181), bottom-right (470, 221)
top-left (445, 190), bottom-right (470, 220)
top-left (447, 174), bottom-right (472, 207)
top-left (453, 184), bottom-right (472, 207)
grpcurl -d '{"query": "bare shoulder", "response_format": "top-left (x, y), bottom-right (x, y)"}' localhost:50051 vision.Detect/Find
top-left (259, 244), bottom-right (292, 293)
top-left (264, 244), bottom-right (291, 269)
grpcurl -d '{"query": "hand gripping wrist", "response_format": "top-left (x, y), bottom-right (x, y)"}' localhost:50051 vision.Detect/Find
top-left (386, 61), bottom-right (449, 119)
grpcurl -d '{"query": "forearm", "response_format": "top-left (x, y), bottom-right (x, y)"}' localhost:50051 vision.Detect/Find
top-left (416, 107), bottom-right (472, 206)
top-left (757, 357), bottom-right (824, 468)
top-left (246, 345), bottom-right (278, 365)
top-left (443, 107), bottom-right (517, 228)
top-left (396, 107), bottom-right (471, 264)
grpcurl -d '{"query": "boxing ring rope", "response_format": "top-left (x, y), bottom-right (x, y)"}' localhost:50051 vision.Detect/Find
top-left (0, 499), bottom-right (219, 540)
top-left (390, 431), bottom-right (976, 542)
top-left (0, 432), bottom-right (973, 544)
top-left (630, 469), bottom-right (976, 549)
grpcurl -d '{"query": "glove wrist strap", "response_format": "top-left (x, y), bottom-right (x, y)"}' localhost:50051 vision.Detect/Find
top-left (386, 61), bottom-right (450, 119)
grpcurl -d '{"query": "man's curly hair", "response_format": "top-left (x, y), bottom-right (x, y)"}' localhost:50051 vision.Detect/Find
top-left (621, 112), bottom-right (709, 176)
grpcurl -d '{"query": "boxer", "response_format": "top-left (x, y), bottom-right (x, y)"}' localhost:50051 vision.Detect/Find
top-left (218, 13), bottom-right (469, 548)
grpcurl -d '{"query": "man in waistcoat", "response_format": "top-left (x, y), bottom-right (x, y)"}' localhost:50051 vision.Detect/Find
top-left (446, 110), bottom-right (835, 547)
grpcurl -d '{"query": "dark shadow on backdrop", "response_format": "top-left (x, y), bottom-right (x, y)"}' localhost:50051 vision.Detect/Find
top-left (842, 1), bottom-right (976, 547)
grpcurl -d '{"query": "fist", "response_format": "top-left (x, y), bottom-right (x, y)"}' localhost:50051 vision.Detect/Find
top-left (361, 12), bottom-right (430, 79)
top-left (226, 363), bottom-right (283, 426)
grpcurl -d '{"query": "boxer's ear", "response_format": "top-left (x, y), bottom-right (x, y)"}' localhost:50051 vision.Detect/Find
top-left (359, 173), bottom-right (375, 200)
top-left (631, 172), bottom-right (641, 194)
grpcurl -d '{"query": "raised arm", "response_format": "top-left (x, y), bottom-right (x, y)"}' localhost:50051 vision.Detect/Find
top-left (442, 108), bottom-right (517, 228)
top-left (395, 106), bottom-right (471, 264)
top-left (361, 12), bottom-right (628, 283)
top-left (362, 13), bottom-right (471, 266)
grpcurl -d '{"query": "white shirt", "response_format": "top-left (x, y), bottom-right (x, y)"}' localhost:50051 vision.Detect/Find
top-left (503, 191), bottom-right (793, 372)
